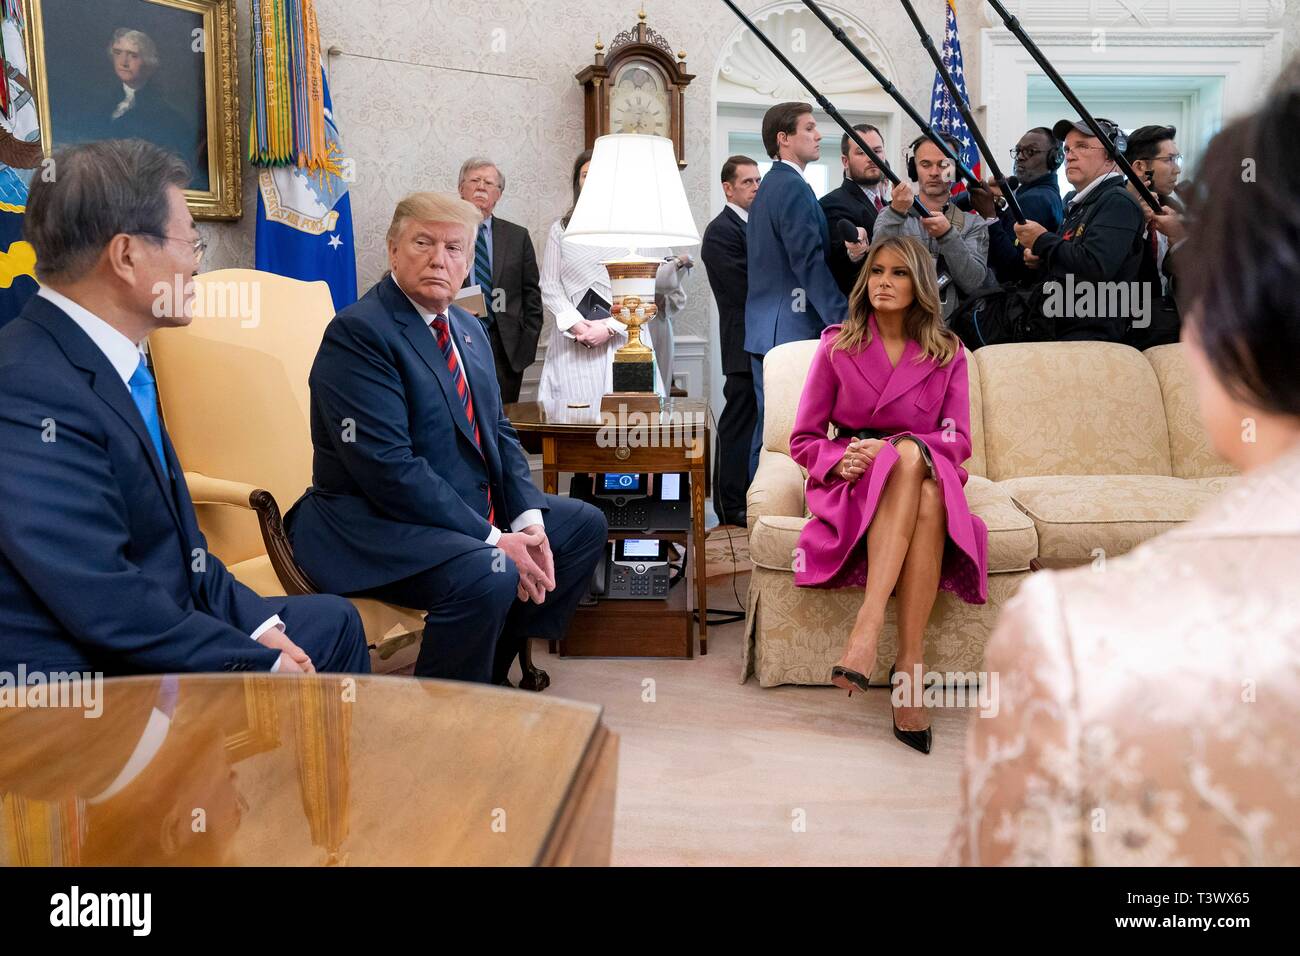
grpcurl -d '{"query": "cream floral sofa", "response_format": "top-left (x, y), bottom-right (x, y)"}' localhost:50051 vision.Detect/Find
top-left (742, 341), bottom-right (1235, 687)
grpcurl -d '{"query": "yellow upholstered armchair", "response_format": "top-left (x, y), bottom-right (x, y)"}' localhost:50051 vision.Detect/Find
top-left (150, 268), bottom-right (550, 688)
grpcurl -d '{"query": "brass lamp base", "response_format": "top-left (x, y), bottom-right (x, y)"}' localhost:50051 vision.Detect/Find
top-left (599, 255), bottom-right (662, 418)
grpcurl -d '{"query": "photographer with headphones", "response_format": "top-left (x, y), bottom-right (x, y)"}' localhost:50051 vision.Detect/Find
top-left (1011, 117), bottom-right (1147, 342)
top-left (874, 132), bottom-right (993, 320)
top-left (971, 127), bottom-right (1066, 284)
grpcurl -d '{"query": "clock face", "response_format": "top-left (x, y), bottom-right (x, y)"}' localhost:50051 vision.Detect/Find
top-left (610, 60), bottom-right (670, 137)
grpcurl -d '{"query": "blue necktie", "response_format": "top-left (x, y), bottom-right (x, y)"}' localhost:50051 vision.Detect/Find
top-left (129, 356), bottom-right (169, 472)
top-left (474, 222), bottom-right (494, 325)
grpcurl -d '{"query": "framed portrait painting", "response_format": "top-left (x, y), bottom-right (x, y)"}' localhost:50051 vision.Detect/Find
top-left (23, 0), bottom-right (241, 219)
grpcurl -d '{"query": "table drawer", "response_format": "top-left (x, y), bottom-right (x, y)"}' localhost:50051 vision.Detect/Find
top-left (546, 433), bottom-right (705, 472)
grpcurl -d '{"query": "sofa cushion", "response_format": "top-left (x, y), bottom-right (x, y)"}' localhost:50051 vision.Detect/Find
top-left (749, 475), bottom-right (1035, 575)
top-left (966, 346), bottom-right (987, 478)
top-left (760, 340), bottom-right (820, 458)
top-left (964, 475), bottom-right (1037, 572)
top-left (1189, 475), bottom-right (1235, 495)
top-left (1144, 344), bottom-right (1236, 480)
top-left (998, 474), bottom-right (1222, 562)
top-left (976, 342), bottom-right (1173, 480)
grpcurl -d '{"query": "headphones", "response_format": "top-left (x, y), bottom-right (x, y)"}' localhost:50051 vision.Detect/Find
top-left (1044, 138), bottom-right (1064, 172)
top-left (906, 133), bottom-right (962, 182)
top-left (1094, 118), bottom-right (1128, 156)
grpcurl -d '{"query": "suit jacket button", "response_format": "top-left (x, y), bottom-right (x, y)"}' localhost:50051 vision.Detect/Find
top-left (479, 481), bottom-right (489, 490)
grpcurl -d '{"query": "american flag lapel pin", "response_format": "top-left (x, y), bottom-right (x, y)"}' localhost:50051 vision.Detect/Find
top-left (464, 333), bottom-right (473, 345)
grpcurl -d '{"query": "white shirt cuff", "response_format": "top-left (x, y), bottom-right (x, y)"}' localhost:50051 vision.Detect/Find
top-left (251, 615), bottom-right (284, 673)
top-left (511, 510), bottom-right (544, 533)
top-left (250, 614), bottom-right (283, 642)
top-left (555, 306), bottom-right (585, 332)
top-left (485, 525), bottom-right (503, 546)
top-left (603, 316), bottom-right (628, 334)
top-left (269, 655), bottom-right (282, 673)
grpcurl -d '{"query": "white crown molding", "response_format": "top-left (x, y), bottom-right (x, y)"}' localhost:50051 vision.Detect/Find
top-left (980, 0), bottom-right (1284, 29)
top-left (984, 28), bottom-right (1286, 48)
top-left (717, 3), bottom-right (895, 102)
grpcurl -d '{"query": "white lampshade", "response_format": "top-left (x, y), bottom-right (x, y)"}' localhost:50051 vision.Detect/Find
top-left (563, 134), bottom-right (699, 248)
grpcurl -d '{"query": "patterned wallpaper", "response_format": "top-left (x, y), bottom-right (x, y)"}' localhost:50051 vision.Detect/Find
top-left (201, 0), bottom-right (1293, 350)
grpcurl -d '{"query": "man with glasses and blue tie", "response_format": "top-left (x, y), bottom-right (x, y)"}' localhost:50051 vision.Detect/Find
top-left (456, 158), bottom-right (543, 404)
top-left (0, 139), bottom-right (369, 677)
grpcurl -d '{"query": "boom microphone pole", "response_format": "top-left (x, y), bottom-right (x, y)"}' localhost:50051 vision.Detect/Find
top-left (985, 0), bottom-right (1163, 213)
top-left (799, 0), bottom-right (983, 193)
top-left (898, 0), bottom-right (1025, 223)
top-left (719, 0), bottom-right (929, 219)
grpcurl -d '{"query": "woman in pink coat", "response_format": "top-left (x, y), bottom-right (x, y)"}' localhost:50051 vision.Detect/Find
top-left (789, 235), bottom-right (988, 753)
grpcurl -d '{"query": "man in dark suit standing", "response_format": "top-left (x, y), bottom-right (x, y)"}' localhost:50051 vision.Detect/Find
top-left (0, 140), bottom-right (368, 677)
top-left (286, 192), bottom-right (607, 685)
top-left (701, 155), bottom-right (761, 527)
top-left (457, 159), bottom-right (543, 403)
top-left (744, 102), bottom-right (848, 480)
top-left (819, 123), bottom-right (887, 296)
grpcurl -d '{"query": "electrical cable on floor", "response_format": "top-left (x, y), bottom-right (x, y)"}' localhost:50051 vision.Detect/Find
top-left (703, 404), bottom-right (747, 624)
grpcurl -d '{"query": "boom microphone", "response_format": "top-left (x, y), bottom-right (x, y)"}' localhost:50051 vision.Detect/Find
top-left (835, 219), bottom-right (860, 244)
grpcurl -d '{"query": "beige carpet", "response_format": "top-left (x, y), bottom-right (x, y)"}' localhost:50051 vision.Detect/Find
top-left (522, 573), bottom-right (975, 867)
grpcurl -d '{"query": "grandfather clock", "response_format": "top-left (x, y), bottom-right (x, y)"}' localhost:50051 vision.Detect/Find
top-left (575, 8), bottom-right (695, 169)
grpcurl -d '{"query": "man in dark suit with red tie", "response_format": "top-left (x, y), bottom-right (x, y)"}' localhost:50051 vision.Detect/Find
top-left (286, 192), bottom-right (607, 685)
top-left (701, 155), bottom-right (761, 527)
top-left (819, 123), bottom-right (887, 296)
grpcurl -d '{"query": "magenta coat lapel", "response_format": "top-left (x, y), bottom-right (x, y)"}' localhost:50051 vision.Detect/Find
top-left (851, 314), bottom-right (937, 416)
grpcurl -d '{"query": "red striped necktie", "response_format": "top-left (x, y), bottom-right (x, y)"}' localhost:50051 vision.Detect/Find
top-left (430, 314), bottom-right (495, 526)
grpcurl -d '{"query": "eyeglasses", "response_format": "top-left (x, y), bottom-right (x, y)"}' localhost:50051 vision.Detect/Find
top-left (464, 176), bottom-right (501, 190)
top-left (1010, 146), bottom-right (1044, 159)
top-left (136, 233), bottom-right (208, 264)
top-left (1152, 154), bottom-right (1183, 167)
top-left (1061, 143), bottom-right (1106, 157)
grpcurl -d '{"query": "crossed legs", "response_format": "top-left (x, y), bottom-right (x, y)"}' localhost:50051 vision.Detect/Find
top-left (834, 439), bottom-right (946, 731)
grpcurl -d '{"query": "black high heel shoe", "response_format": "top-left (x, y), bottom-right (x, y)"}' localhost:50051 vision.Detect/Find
top-left (830, 665), bottom-right (871, 696)
top-left (888, 665), bottom-right (932, 754)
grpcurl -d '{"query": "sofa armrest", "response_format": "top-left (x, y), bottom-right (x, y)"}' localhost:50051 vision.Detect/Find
top-left (184, 471), bottom-right (261, 508)
top-left (183, 471), bottom-right (319, 598)
top-left (746, 449), bottom-right (807, 533)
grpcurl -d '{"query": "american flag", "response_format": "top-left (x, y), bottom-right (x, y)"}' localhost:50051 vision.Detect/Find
top-left (928, 0), bottom-right (981, 193)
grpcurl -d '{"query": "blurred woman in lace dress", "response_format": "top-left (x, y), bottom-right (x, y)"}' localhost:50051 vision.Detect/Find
top-left (947, 62), bottom-right (1300, 866)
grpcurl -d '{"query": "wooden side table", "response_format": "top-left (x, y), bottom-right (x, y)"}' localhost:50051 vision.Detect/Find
top-left (507, 399), bottom-right (712, 657)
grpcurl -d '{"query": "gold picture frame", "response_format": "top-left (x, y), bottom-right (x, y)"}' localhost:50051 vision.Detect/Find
top-left (22, 0), bottom-right (242, 220)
